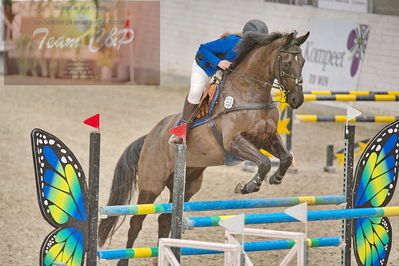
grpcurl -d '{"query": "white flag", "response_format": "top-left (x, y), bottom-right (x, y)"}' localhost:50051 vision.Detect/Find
top-left (346, 106), bottom-right (362, 122)
top-left (219, 214), bottom-right (245, 233)
top-left (285, 203), bottom-right (308, 223)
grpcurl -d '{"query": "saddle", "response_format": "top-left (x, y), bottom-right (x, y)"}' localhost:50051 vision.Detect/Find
top-left (195, 71), bottom-right (224, 119)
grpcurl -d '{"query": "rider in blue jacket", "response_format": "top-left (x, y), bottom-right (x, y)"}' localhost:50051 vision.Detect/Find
top-left (195, 34), bottom-right (242, 77)
top-left (169, 19), bottom-right (268, 145)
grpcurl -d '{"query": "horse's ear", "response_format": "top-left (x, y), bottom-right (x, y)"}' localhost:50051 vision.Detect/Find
top-left (283, 33), bottom-right (295, 48)
top-left (295, 32), bottom-right (310, 46)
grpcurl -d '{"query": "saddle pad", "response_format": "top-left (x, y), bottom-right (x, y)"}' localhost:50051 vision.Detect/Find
top-left (176, 81), bottom-right (221, 129)
top-left (190, 84), bottom-right (221, 128)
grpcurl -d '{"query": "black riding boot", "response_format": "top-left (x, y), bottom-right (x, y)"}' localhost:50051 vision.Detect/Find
top-left (169, 99), bottom-right (198, 145)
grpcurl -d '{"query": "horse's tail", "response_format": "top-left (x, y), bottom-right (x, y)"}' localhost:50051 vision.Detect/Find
top-left (98, 135), bottom-right (147, 247)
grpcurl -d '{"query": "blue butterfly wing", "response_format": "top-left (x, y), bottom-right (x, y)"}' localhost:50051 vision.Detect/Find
top-left (41, 228), bottom-right (85, 266)
top-left (31, 129), bottom-right (89, 266)
top-left (353, 217), bottom-right (392, 266)
top-left (352, 120), bottom-right (399, 266)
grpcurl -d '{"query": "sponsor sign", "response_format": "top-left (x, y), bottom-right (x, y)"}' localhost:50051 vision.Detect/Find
top-left (4, 1), bottom-right (160, 85)
top-left (302, 19), bottom-right (369, 91)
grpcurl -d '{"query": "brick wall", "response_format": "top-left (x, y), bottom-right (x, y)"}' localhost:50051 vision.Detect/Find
top-left (160, 0), bottom-right (399, 95)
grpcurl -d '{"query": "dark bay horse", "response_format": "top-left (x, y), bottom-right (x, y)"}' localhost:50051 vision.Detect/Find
top-left (99, 31), bottom-right (309, 265)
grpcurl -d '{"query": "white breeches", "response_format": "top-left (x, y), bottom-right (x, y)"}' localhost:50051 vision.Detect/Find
top-left (187, 61), bottom-right (210, 104)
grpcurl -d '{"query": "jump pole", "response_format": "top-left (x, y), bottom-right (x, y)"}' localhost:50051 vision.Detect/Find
top-left (170, 144), bottom-right (187, 262)
top-left (303, 90), bottom-right (399, 95)
top-left (274, 90), bottom-right (399, 96)
top-left (86, 132), bottom-right (100, 266)
top-left (100, 195), bottom-right (346, 216)
top-left (184, 207), bottom-right (399, 227)
top-left (97, 236), bottom-right (342, 260)
top-left (274, 91), bottom-right (399, 100)
top-left (303, 94), bottom-right (399, 101)
top-left (297, 115), bottom-right (399, 123)
top-left (342, 124), bottom-right (354, 266)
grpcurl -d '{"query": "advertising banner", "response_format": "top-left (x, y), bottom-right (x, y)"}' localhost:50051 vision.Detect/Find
top-left (302, 19), bottom-right (370, 92)
top-left (4, 1), bottom-right (160, 85)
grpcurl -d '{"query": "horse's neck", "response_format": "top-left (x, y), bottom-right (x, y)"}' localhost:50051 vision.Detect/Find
top-left (224, 45), bottom-right (276, 104)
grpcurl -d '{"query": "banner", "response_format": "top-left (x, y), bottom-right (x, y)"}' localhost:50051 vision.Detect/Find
top-left (318, 0), bottom-right (368, 13)
top-left (302, 19), bottom-right (370, 92)
top-left (4, 1), bottom-right (160, 85)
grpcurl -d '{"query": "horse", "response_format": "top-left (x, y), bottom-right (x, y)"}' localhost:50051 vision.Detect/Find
top-left (99, 31), bottom-right (309, 266)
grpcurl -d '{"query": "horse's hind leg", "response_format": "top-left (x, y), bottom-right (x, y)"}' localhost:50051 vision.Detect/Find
top-left (158, 167), bottom-right (205, 239)
top-left (264, 132), bottom-right (293, 185)
top-left (230, 134), bottom-right (272, 194)
top-left (117, 189), bottom-right (159, 266)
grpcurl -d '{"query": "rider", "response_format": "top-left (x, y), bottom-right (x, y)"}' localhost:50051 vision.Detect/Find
top-left (169, 19), bottom-right (269, 145)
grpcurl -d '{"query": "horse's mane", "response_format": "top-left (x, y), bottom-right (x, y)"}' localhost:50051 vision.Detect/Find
top-left (233, 32), bottom-right (285, 67)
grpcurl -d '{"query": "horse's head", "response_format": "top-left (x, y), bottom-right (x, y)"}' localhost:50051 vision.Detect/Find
top-left (275, 32), bottom-right (310, 109)
top-left (233, 31), bottom-right (310, 108)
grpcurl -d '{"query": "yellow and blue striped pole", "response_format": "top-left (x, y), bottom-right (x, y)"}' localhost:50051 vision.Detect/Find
top-left (97, 237), bottom-right (342, 259)
top-left (186, 207), bottom-right (399, 228)
top-left (100, 195), bottom-right (346, 216)
top-left (296, 115), bottom-right (399, 123)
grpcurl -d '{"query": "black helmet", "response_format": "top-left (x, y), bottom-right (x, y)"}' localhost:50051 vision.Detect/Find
top-left (243, 19), bottom-right (268, 34)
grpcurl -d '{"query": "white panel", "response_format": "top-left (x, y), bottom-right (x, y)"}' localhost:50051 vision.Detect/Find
top-left (302, 19), bottom-right (370, 92)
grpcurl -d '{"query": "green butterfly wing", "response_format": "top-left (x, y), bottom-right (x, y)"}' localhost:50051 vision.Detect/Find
top-left (41, 228), bottom-right (85, 266)
top-left (352, 120), bottom-right (399, 266)
top-left (31, 129), bottom-right (89, 266)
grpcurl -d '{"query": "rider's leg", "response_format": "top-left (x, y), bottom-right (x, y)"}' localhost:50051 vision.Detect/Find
top-left (169, 61), bottom-right (210, 144)
top-left (187, 61), bottom-right (210, 104)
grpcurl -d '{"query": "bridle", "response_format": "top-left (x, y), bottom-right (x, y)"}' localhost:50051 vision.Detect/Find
top-left (277, 42), bottom-right (303, 96)
top-left (227, 40), bottom-right (303, 98)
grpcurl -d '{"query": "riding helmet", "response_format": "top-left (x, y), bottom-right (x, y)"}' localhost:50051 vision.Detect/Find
top-left (243, 19), bottom-right (268, 34)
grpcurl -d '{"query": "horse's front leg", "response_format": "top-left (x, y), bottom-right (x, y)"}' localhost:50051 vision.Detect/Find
top-left (230, 134), bottom-right (272, 194)
top-left (264, 132), bottom-right (293, 185)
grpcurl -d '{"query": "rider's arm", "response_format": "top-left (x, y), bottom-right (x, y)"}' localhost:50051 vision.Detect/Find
top-left (197, 38), bottom-right (230, 68)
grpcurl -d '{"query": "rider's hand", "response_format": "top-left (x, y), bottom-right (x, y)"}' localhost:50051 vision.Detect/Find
top-left (218, 60), bottom-right (232, 70)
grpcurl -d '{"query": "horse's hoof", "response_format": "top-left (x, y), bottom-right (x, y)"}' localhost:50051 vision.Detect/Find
top-left (247, 184), bottom-right (261, 193)
top-left (235, 181), bottom-right (260, 194)
top-left (234, 181), bottom-right (246, 194)
top-left (117, 259), bottom-right (129, 266)
top-left (269, 172), bottom-right (283, 185)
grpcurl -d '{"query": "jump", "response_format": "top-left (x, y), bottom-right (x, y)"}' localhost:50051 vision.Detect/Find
top-left (98, 23), bottom-right (309, 265)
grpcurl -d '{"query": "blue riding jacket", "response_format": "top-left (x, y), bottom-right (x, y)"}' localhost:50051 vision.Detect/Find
top-left (195, 34), bottom-right (242, 76)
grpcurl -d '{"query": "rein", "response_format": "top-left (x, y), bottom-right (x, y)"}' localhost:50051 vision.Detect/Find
top-left (226, 68), bottom-right (277, 89)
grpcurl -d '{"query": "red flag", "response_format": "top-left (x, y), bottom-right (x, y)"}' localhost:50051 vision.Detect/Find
top-left (83, 113), bottom-right (100, 130)
top-left (169, 123), bottom-right (187, 142)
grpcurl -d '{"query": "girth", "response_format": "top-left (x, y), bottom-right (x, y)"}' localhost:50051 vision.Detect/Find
top-left (210, 102), bottom-right (277, 120)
